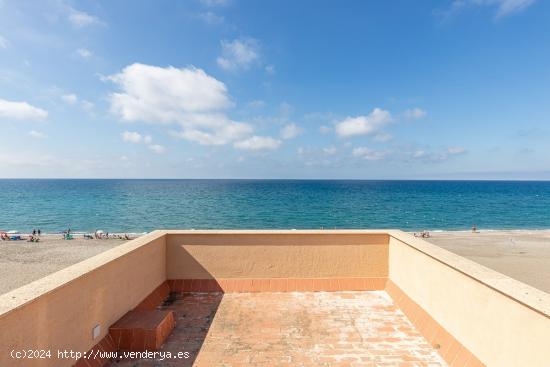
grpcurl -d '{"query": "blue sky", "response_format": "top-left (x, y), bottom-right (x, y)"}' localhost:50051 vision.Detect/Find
top-left (0, 0), bottom-right (549, 179)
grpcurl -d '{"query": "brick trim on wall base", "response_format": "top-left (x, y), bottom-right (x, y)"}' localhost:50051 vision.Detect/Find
top-left (167, 277), bottom-right (387, 293)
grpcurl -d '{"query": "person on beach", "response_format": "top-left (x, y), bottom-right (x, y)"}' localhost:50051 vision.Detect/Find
top-left (37, 229), bottom-right (41, 236)
top-left (472, 224), bottom-right (477, 233)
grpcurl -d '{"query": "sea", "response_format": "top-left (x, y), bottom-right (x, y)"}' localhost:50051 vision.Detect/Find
top-left (0, 179), bottom-right (549, 233)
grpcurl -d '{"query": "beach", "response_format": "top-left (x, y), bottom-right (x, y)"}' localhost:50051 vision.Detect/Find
top-left (426, 230), bottom-right (550, 294)
top-left (0, 234), bottom-right (130, 295)
top-left (1, 230), bottom-right (549, 295)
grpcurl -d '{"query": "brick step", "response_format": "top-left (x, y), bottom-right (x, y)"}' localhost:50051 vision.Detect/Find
top-left (109, 310), bottom-right (175, 351)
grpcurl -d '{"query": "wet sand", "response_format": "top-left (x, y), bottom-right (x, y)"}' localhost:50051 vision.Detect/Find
top-left (426, 230), bottom-right (550, 294)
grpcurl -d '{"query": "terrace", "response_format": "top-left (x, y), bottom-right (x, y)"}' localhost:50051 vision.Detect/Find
top-left (1, 230), bottom-right (549, 367)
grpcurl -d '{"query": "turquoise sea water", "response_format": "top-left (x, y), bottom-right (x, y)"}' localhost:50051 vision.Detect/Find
top-left (0, 179), bottom-right (549, 233)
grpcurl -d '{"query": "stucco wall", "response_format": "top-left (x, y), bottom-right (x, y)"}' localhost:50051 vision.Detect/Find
top-left (2, 230), bottom-right (549, 367)
top-left (165, 231), bottom-right (389, 279)
top-left (0, 231), bottom-right (166, 367)
top-left (388, 233), bottom-right (550, 367)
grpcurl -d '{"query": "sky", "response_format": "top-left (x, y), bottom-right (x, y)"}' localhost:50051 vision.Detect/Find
top-left (0, 0), bottom-right (549, 179)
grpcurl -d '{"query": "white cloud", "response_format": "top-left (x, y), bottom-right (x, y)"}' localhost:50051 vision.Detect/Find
top-left (234, 136), bottom-right (281, 151)
top-left (0, 99), bottom-right (48, 121)
top-left (280, 123), bottom-right (303, 140)
top-left (29, 130), bottom-right (47, 139)
top-left (61, 93), bottom-right (78, 104)
top-left (493, 0), bottom-right (535, 17)
top-left (319, 125), bottom-right (332, 134)
top-left (444, 0), bottom-right (535, 18)
top-left (217, 38), bottom-right (260, 71)
top-left (323, 146), bottom-right (337, 155)
top-left (0, 35), bottom-right (8, 49)
top-left (198, 12), bottom-right (224, 24)
top-left (448, 146), bottom-right (466, 155)
top-left (403, 107), bottom-right (426, 120)
top-left (335, 108), bottom-right (392, 138)
top-left (173, 118), bottom-right (252, 145)
top-left (68, 8), bottom-right (104, 28)
top-left (108, 63), bottom-right (253, 146)
top-left (148, 144), bottom-right (166, 154)
top-left (409, 147), bottom-right (467, 162)
top-left (109, 63), bottom-right (231, 122)
top-left (352, 147), bottom-right (387, 161)
top-left (77, 48), bottom-right (92, 59)
top-left (121, 131), bottom-right (152, 144)
top-left (121, 130), bottom-right (166, 154)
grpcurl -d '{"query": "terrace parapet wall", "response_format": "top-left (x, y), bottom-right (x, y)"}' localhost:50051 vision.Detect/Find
top-left (0, 230), bottom-right (548, 367)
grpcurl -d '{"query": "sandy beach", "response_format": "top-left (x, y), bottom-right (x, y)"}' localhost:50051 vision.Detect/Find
top-left (426, 230), bottom-right (550, 294)
top-left (1, 230), bottom-right (550, 296)
top-left (0, 234), bottom-right (132, 295)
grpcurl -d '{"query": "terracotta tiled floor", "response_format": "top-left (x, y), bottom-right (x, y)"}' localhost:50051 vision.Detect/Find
top-left (111, 291), bottom-right (447, 367)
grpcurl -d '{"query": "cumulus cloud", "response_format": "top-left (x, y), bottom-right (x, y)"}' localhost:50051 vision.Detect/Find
top-left (148, 144), bottom-right (166, 154)
top-left (29, 130), bottom-right (47, 139)
top-left (120, 130), bottom-right (166, 154)
top-left (172, 117), bottom-right (252, 145)
top-left (0, 99), bottom-right (48, 121)
top-left (61, 93), bottom-right (78, 104)
top-left (403, 107), bottom-right (426, 120)
top-left (447, 146), bottom-right (466, 155)
top-left (77, 48), bottom-right (93, 59)
top-left (217, 38), bottom-right (260, 71)
top-left (323, 146), bottom-right (337, 155)
top-left (280, 123), bottom-right (303, 140)
top-left (234, 136), bottom-right (281, 151)
top-left (319, 125), bottom-right (332, 134)
top-left (121, 131), bottom-right (152, 144)
top-left (109, 63), bottom-right (231, 122)
top-left (352, 147), bottom-right (387, 161)
top-left (68, 8), bottom-right (104, 28)
top-left (108, 63), bottom-right (256, 147)
top-left (335, 108), bottom-right (392, 138)
top-left (412, 150), bottom-right (427, 159)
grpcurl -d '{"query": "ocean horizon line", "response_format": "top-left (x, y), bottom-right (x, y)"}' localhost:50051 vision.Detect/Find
top-left (2, 177), bottom-right (550, 182)
top-left (2, 180), bottom-right (549, 233)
